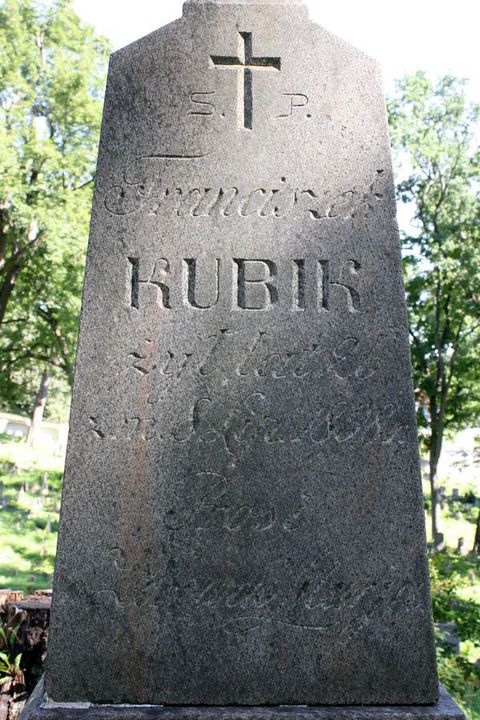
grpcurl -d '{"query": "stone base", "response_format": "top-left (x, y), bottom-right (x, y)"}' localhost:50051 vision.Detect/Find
top-left (21, 681), bottom-right (465, 720)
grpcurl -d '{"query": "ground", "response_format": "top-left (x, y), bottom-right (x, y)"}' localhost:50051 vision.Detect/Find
top-left (0, 437), bottom-right (62, 593)
top-left (0, 433), bottom-right (479, 718)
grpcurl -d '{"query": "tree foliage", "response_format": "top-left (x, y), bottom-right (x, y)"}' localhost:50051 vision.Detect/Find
top-left (0, 0), bottom-right (110, 419)
top-left (388, 73), bottom-right (480, 545)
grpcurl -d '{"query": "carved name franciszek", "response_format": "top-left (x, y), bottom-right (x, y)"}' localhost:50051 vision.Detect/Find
top-left (104, 166), bottom-right (388, 219)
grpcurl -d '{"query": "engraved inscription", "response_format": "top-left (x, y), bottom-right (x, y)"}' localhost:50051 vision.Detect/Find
top-left (188, 91), bottom-right (216, 116)
top-left (184, 258), bottom-right (220, 309)
top-left (276, 93), bottom-right (311, 120)
top-left (292, 259), bottom-right (306, 311)
top-left (82, 324), bottom-right (407, 456)
top-left (219, 577), bottom-right (419, 636)
top-left (165, 471), bottom-right (276, 535)
top-left (82, 396), bottom-right (408, 458)
top-left (99, 388), bottom-right (406, 457)
top-left (120, 331), bottom-right (371, 396)
top-left (210, 31), bottom-right (281, 130)
top-left (127, 257), bottom-right (361, 313)
top-left (234, 259), bottom-right (278, 310)
top-left (127, 257), bottom-right (139, 309)
top-left (167, 391), bottom-right (407, 458)
top-left (318, 259), bottom-right (361, 313)
top-left (128, 257), bottom-right (172, 309)
top-left (105, 171), bottom-right (387, 219)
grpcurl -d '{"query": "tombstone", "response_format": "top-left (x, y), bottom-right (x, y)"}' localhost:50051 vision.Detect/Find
top-left (437, 486), bottom-right (446, 509)
top-left (0, 480), bottom-right (4, 498)
top-left (42, 472), bottom-right (49, 495)
top-left (22, 1), bottom-right (464, 720)
top-left (436, 623), bottom-right (460, 655)
top-left (451, 488), bottom-right (460, 501)
top-left (32, 497), bottom-right (43, 513)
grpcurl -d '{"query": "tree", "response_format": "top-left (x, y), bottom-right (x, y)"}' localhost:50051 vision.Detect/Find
top-left (0, 0), bottom-right (110, 425)
top-left (474, 510), bottom-right (480, 554)
top-left (388, 73), bottom-right (480, 549)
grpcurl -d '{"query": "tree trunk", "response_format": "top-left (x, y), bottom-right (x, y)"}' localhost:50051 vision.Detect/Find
top-left (474, 509), bottom-right (480, 554)
top-left (37, 307), bottom-right (74, 387)
top-left (27, 370), bottom-right (52, 446)
top-left (0, 220), bottom-right (40, 326)
top-left (0, 265), bottom-right (18, 326)
top-left (428, 399), bottom-right (444, 551)
top-left (429, 451), bottom-right (441, 549)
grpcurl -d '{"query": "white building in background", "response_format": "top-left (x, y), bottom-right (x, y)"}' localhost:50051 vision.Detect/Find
top-left (0, 412), bottom-right (68, 458)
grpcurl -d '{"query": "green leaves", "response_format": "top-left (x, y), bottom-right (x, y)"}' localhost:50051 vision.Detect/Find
top-left (388, 73), bottom-right (480, 441)
top-left (389, 73), bottom-right (480, 547)
top-left (0, 0), bottom-right (110, 416)
top-left (0, 619), bottom-right (24, 690)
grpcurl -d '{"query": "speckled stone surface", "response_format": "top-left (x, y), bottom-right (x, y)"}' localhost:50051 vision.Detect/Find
top-left (46, 0), bottom-right (438, 707)
top-left (22, 681), bottom-right (465, 720)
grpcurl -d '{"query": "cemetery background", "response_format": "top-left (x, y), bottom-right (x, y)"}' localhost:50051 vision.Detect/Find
top-left (0, 0), bottom-right (479, 719)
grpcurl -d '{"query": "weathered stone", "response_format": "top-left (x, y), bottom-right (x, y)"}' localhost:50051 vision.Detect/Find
top-left (46, 0), bottom-right (439, 708)
top-left (22, 681), bottom-right (467, 720)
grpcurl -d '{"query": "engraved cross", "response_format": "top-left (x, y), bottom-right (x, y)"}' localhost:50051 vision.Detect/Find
top-left (210, 31), bottom-right (281, 130)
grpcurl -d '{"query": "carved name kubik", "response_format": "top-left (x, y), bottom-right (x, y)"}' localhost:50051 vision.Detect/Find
top-left (22, 1), bottom-right (465, 720)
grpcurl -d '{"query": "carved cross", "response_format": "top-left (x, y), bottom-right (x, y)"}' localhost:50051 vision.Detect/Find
top-left (210, 31), bottom-right (281, 130)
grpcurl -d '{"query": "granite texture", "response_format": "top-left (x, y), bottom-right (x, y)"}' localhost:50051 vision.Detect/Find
top-left (22, 682), bottom-right (465, 720)
top-left (46, 0), bottom-right (438, 707)
top-left (186, 1), bottom-right (306, 6)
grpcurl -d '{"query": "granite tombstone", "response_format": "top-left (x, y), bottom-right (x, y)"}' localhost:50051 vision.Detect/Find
top-left (23, 0), bottom-right (465, 716)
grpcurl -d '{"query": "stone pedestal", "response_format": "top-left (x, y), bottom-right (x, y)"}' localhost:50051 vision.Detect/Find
top-left (21, 681), bottom-right (466, 720)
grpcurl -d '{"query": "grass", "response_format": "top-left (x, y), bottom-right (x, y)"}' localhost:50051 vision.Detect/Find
top-left (423, 476), bottom-right (479, 551)
top-left (0, 437), bottom-right (62, 593)
top-left (431, 553), bottom-right (480, 720)
top-left (0, 436), bottom-right (479, 716)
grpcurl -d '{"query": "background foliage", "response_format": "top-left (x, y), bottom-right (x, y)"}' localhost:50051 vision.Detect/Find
top-left (388, 73), bottom-right (480, 548)
top-left (0, 0), bottom-right (110, 422)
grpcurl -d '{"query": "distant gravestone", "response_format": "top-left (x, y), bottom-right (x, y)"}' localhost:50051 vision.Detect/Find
top-left (42, 472), bottom-right (49, 494)
top-left (438, 486), bottom-right (446, 508)
top-left (23, 1), bottom-right (464, 719)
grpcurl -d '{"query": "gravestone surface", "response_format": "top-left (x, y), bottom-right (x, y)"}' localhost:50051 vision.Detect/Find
top-left (46, 0), bottom-right (439, 708)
